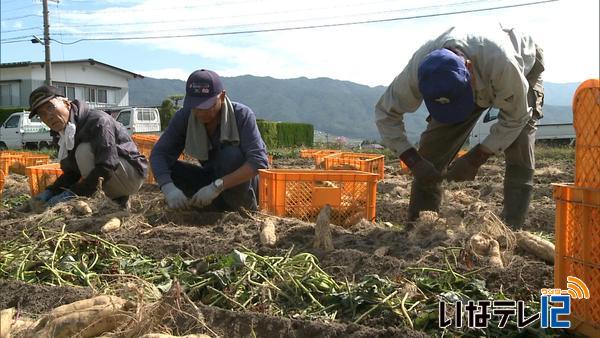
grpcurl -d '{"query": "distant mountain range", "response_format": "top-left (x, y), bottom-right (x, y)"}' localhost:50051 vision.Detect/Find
top-left (129, 76), bottom-right (578, 141)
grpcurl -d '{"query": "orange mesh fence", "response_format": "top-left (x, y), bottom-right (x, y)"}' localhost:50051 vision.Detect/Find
top-left (553, 183), bottom-right (600, 336)
top-left (258, 169), bottom-right (378, 226)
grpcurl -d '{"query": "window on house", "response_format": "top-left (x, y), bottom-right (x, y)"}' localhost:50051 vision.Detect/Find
top-left (85, 87), bottom-right (96, 102)
top-left (58, 85), bottom-right (76, 100)
top-left (0, 83), bottom-right (20, 106)
top-left (97, 89), bottom-right (107, 103)
top-left (66, 87), bottom-right (75, 100)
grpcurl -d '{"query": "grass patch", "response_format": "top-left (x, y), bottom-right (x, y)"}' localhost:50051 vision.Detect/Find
top-left (535, 144), bottom-right (574, 162)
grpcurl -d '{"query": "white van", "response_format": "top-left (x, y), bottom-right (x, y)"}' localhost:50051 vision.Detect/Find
top-left (469, 108), bottom-right (576, 146)
top-left (0, 112), bottom-right (54, 150)
top-left (112, 107), bottom-right (161, 134)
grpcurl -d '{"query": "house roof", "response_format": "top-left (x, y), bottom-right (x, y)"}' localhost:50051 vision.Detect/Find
top-left (0, 59), bottom-right (143, 78)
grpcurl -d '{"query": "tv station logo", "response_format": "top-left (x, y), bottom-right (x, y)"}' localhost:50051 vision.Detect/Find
top-left (439, 276), bottom-right (590, 330)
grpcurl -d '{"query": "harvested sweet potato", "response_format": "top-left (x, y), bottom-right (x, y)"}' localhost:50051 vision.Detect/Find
top-left (101, 217), bottom-right (121, 233)
top-left (313, 204), bottom-right (334, 251)
top-left (259, 218), bottom-right (277, 246)
top-left (72, 201), bottom-right (92, 216)
top-left (515, 231), bottom-right (555, 264)
top-left (32, 295), bottom-right (132, 338)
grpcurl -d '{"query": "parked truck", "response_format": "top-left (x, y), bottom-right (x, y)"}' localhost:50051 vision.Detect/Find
top-left (0, 111), bottom-right (54, 150)
top-left (104, 107), bottom-right (161, 135)
top-left (469, 109), bottom-right (575, 146)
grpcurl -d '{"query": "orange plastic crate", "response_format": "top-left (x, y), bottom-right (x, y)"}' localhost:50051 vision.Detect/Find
top-left (0, 153), bottom-right (23, 176)
top-left (299, 148), bottom-right (337, 158)
top-left (573, 79), bottom-right (600, 189)
top-left (0, 151), bottom-right (50, 175)
top-left (323, 152), bottom-right (385, 180)
top-left (0, 169), bottom-right (5, 199)
top-left (553, 183), bottom-right (600, 336)
top-left (26, 163), bottom-right (63, 196)
top-left (312, 150), bottom-right (342, 168)
top-left (258, 169), bottom-right (378, 226)
top-left (132, 134), bottom-right (159, 184)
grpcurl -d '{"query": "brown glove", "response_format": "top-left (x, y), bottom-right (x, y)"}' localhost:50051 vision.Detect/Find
top-left (400, 148), bottom-right (443, 184)
top-left (446, 145), bottom-right (491, 182)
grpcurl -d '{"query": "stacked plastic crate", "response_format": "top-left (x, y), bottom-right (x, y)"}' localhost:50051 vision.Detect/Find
top-left (1, 151), bottom-right (51, 197)
top-left (131, 134), bottom-right (160, 183)
top-left (553, 79), bottom-right (600, 336)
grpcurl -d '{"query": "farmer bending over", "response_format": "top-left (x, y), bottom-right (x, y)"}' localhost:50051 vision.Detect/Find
top-left (28, 85), bottom-right (147, 209)
top-left (375, 26), bottom-right (544, 229)
top-left (151, 69), bottom-right (269, 211)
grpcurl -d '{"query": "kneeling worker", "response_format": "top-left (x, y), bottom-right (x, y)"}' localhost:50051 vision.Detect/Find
top-left (151, 69), bottom-right (269, 210)
top-left (28, 85), bottom-right (148, 208)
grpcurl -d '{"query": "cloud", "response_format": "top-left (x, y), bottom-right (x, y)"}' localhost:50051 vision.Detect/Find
top-left (52, 0), bottom-right (599, 85)
top-left (137, 67), bottom-right (190, 80)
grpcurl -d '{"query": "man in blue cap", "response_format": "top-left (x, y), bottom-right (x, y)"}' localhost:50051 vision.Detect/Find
top-left (375, 27), bottom-right (544, 228)
top-left (151, 69), bottom-right (269, 211)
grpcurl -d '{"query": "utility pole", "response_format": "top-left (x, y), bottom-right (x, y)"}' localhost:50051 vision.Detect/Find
top-left (42, 0), bottom-right (52, 85)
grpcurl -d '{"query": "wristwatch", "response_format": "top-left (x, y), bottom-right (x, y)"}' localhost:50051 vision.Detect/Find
top-left (213, 178), bottom-right (224, 192)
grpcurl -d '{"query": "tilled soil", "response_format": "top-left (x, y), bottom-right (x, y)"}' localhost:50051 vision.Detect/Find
top-left (0, 151), bottom-right (571, 337)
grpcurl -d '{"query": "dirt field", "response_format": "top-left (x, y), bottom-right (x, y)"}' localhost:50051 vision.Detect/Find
top-left (0, 146), bottom-right (574, 337)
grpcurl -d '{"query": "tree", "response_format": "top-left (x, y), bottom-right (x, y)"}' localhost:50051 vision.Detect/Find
top-left (159, 99), bottom-right (176, 130)
top-left (168, 95), bottom-right (184, 107)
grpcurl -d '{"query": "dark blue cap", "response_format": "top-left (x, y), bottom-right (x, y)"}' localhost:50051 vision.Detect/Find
top-left (183, 69), bottom-right (224, 110)
top-left (418, 49), bottom-right (474, 124)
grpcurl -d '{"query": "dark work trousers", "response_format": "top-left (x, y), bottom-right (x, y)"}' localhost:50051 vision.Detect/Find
top-left (408, 46), bottom-right (545, 222)
top-left (170, 144), bottom-right (258, 211)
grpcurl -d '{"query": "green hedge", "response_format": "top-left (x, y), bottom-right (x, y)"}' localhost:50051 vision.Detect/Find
top-left (0, 107), bottom-right (27, 125)
top-left (257, 119), bottom-right (313, 148)
top-left (257, 120), bottom-right (279, 148)
top-left (276, 122), bottom-right (313, 147)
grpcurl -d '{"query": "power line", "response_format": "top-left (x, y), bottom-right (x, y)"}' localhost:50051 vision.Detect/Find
top-left (47, 0), bottom-right (479, 29)
top-left (0, 34), bottom-right (38, 42)
top-left (0, 39), bottom-right (31, 44)
top-left (46, 0), bottom-right (558, 45)
top-left (45, 0), bottom-right (493, 37)
top-left (1, 26), bottom-right (41, 33)
top-left (59, 0), bottom-right (418, 16)
top-left (0, 14), bottom-right (42, 21)
top-left (1, 4), bottom-right (38, 13)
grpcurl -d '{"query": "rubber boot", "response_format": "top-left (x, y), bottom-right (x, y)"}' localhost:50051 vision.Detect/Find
top-left (501, 165), bottom-right (534, 229)
top-left (408, 179), bottom-right (443, 221)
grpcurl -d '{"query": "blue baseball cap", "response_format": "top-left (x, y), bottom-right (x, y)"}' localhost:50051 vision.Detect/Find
top-left (183, 69), bottom-right (224, 110)
top-left (418, 48), bottom-right (474, 124)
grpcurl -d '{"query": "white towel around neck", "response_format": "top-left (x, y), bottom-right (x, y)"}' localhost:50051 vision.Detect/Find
top-left (57, 122), bottom-right (76, 160)
top-left (184, 95), bottom-right (240, 161)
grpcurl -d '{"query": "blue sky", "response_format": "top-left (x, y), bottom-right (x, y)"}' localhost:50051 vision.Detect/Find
top-left (1, 0), bottom-right (598, 87)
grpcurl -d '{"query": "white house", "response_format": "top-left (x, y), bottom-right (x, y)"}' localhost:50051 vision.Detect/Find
top-left (0, 59), bottom-right (143, 109)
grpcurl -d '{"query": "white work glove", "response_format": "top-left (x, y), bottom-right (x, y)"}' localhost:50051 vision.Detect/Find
top-left (190, 179), bottom-right (224, 207)
top-left (161, 183), bottom-right (189, 209)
